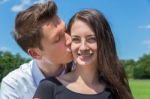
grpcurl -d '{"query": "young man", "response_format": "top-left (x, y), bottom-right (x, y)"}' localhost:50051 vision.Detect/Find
top-left (0, 1), bottom-right (72, 99)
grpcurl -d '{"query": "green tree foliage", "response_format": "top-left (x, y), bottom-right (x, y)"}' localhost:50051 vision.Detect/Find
top-left (121, 59), bottom-right (136, 78)
top-left (133, 54), bottom-right (150, 79)
top-left (0, 51), bottom-right (31, 81)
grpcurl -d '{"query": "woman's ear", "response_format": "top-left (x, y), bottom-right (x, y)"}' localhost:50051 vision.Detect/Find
top-left (27, 48), bottom-right (42, 59)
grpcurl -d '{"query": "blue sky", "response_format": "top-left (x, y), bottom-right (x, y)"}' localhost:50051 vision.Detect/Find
top-left (0, 0), bottom-right (150, 60)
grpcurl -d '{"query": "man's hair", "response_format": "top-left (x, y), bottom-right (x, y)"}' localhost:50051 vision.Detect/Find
top-left (13, 0), bottom-right (57, 53)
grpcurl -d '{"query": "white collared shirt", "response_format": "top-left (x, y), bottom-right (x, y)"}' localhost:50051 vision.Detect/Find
top-left (0, 60), bottom-right (45, 99)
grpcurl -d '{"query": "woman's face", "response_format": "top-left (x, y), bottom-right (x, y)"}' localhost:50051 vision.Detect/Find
top-left (70, 20), bottom-right (97, 66)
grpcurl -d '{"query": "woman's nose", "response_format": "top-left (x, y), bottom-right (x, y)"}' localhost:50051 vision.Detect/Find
top-left (79, 41), bottom-right (89, 51)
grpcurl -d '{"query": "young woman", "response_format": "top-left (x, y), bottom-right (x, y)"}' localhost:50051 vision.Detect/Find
top-left (33, 9), bottom-right (133, 99)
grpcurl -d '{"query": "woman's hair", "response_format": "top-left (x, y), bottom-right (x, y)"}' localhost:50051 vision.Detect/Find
top-left (67, 9), bottom-right (133, 99)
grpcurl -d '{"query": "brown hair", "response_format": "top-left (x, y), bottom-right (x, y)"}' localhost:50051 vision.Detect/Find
top-left (67, 9), bottom-right (133, 99)
top-left (13, 0), bottom-right (57, 53)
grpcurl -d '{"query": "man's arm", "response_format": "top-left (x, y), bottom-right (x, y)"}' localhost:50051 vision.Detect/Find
top-left (0, 66), bottom-right (34, 99)
top-left (0, 78), bottom-right (19, 99)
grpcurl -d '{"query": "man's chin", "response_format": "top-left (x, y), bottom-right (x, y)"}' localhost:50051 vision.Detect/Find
top-left (64, 57), bottom-right (73, 64)
top-left (62, 53), bottom-right (73, 64)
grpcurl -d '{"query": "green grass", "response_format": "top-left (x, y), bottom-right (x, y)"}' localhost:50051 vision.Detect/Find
top-left (129, 79), bottom-right (150, 99)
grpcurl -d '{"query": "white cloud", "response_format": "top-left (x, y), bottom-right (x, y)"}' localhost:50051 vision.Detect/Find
top-left (138, 24), bottom-right (150, 29)
top-left (143, 40), bottom-right (150, 47)
top-left (11, 0), bottom-right (49, 13)
top-left (11, 0), bottom-right (31, 12)
top-left (143, 40), bottom-right (150, 45)
top-left (0, 0), bottom-right (9, 4)
top-left (0, 47), bottom-right (11, 52)
top-left (33, 0), bottom-right (48, 4)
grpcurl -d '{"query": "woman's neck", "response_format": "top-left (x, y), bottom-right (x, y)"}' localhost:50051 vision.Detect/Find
top-left (58, 64), bottom-right (105, 95)
top-left (72, 64), bottom-right (99, 85)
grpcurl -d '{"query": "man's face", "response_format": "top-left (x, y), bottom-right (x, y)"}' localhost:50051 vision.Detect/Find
top-left (39, 16), bottom-right (73, 65)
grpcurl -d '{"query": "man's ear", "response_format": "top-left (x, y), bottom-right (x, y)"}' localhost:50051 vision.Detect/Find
top-left (27, 48), bottom-right (42, 59)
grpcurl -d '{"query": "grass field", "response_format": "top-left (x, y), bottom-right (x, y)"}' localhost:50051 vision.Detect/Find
top-left (129, 79), bottom-right (150, 99)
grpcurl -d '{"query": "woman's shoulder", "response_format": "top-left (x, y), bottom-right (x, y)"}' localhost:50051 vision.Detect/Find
top-left (36, 77), bottom-right (61, 93)
top-left (43, 77), bottom-right (62, 86)
top-left (33, 77), bottom-right (62, 99)
top-left (36, 77), bottom-right (63, 94)
top-left (105, 88), bottom-right (117, 99)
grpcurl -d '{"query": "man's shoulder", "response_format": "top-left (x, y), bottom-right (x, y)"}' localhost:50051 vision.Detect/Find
top-left (1, 60), bottom-right (34, 85)
top-left (0, 60), bottom-right (37, 99)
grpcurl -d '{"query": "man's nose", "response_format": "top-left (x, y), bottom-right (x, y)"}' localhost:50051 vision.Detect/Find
top-left (65, 33), bottom-right (72, 46)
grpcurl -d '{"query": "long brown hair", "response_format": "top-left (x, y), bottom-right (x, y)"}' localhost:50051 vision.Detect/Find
top-left (67, 9), bottom-right (133, 99)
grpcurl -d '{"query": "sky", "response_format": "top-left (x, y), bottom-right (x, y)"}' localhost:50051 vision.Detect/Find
top-left (0, 0), bottom-right (150, 60)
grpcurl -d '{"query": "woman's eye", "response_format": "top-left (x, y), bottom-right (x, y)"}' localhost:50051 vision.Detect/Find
top-left (87, 37), bottom-right (96, 43)
top-left (72, 38), bottom-right (80, 43)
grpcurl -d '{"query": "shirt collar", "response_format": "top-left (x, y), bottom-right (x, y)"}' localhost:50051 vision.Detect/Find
top-left (32, 60), bottom-right (45, 87)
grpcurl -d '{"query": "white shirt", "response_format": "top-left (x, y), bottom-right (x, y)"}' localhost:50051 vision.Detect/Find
top-left (0, 60), bottom-right (45, 99)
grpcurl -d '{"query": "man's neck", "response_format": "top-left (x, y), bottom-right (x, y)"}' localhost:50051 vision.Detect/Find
top-left (36, 60), bottom-right (64, 77)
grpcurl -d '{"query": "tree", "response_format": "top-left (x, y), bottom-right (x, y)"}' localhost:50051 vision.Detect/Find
top-left (0, 51), bottom-right (31, 81)
top-left (133, 54), bottom-right (150, 79)
top-left (121, 59), bottom-right (136, 78)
